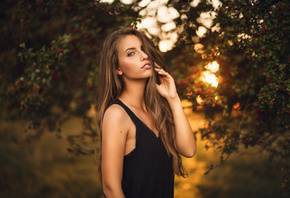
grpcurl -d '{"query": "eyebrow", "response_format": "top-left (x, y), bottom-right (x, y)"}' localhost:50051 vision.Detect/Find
top-left (124, 47), bottom-right (135, 53)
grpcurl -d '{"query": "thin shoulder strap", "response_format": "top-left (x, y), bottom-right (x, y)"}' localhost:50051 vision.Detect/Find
top-left (113, 99), bottom-right (138, 123)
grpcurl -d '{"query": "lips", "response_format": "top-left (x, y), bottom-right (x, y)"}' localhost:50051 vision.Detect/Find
top-left (142, 62), bottom-right (151, 69)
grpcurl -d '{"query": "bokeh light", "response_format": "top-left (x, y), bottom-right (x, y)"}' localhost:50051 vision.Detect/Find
top-left (205, 61), bottom-right (219, 73)
top-left (196, 95), bottom-right (203, 105)
top-left (201, 71), bottom-right (219, 87)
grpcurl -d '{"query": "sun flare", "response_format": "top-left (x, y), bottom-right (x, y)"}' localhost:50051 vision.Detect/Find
top-left (201, 61), bottom-right (220, 87)
top-left (201, 71), bottom-right (218, 87)
top-left (205, 61), bottom-right (219, 73)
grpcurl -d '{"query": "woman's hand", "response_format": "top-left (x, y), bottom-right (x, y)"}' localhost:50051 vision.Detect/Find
top-left (155, 63), bottom-right (196, 158)
top-left (155, 63), bottom-right (178, 100)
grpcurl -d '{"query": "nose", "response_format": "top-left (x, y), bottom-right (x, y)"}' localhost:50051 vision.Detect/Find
top-left (140, 50), bottom-right (148, 60)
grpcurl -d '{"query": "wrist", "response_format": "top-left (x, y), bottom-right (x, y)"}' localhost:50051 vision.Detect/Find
top-left (166, 95), bottom-right (181, 105)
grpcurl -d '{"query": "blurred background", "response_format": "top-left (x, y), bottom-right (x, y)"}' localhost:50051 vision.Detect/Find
top-left (0, 106), bottom-right (284, 198)
top-left (0, 0), bottom-right (289, 197)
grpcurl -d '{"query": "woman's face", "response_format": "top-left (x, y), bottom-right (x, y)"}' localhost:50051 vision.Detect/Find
top-left (117, 35), bottom-right (152, 81)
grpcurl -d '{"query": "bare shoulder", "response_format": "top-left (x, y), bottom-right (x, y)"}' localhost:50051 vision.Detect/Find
top-left (103, 104), bottom-right (127, 123)
top-left (102, 104), bottom-right (131, 134)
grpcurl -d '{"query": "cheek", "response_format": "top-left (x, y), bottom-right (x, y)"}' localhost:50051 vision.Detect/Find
top-left (118, 58), bottom-right (133, 71)
top-left (118, 60), bottom-right (127, 71)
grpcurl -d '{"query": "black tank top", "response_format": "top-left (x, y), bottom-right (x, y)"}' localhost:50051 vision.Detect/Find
top-left (113, 99), bottom-right (174, 198)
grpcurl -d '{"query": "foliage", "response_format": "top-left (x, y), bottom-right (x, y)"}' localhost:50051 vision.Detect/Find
top-left (1, 0), bottom-right (139, 153)
top-left (162, 0), bottom-right (289, 195)
top-left (0, 0), bottom-right (289, 195)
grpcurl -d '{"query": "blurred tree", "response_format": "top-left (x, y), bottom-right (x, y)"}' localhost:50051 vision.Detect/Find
top-left (0, 0), bottom-right (289, 195)
top-left (1, 0), bottom-right (140, 153)
top-left (159, 0), bottom-right (289, 195)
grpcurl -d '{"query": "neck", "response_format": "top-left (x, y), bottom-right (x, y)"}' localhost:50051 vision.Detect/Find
top-left (119, 79), bottom-right (148, 111)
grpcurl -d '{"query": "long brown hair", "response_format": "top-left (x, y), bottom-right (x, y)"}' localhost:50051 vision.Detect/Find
top-left (96, 28), bottom-right (187, 177)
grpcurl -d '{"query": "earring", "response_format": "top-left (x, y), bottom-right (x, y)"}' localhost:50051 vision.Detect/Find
top-left (118, 71), bottom-right (123, 75)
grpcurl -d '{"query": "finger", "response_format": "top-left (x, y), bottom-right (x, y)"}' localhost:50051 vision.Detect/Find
top-left (154, 62), bottom-right (162, 69)
top-left (155, 69), bottom-right (167, 75)
top-left (154, 67), bottom-right (166, 73)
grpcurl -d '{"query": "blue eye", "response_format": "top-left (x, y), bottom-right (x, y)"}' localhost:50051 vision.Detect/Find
top-left (128, 52), bottom-right (135, 56)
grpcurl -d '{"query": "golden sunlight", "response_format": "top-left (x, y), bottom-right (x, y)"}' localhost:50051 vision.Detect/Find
top-left (196, 95), bottom-right (203, 105)
top-left (201, 71), bottom-right (218, 87)
top-left (201, 61), bottom-right (220, 87)
top-left (205, 61), bottom-right (219, 73)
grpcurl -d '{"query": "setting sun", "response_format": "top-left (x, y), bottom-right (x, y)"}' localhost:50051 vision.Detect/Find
top-left (205, 61), bottom-right (219, 72)
top-left (201, 71), bottom-right (218, 87)
top-left (201, 61), bottom-right (220, 87)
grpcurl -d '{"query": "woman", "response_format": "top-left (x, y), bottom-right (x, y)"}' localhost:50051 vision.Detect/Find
top-left (96, 28), bottom-right (196, 198)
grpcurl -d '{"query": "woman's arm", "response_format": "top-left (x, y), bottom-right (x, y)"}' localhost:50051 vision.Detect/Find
top-left (101, 105), bottom-right (129, 198)
top-left (155, 66), bottom-right (196, 158)
top-left (167, 96), bottom-right (196, 157)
